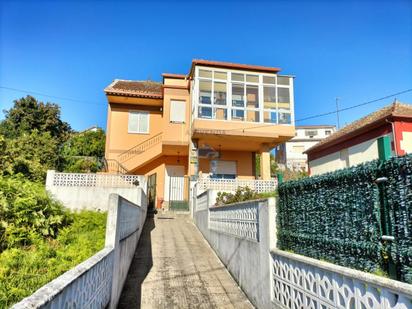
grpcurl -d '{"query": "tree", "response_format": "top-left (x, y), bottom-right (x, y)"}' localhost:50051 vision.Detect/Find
top-left (0, 130), bottom-right (60, 181)
top-left (0, 95), bottom-right (71, 143)
top-left (61, 128), bottom-right (106, 173)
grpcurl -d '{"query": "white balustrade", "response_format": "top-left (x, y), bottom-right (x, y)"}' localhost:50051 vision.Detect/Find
top-left (50, 171), bottom-right (142, 188)
top-left (209, 201), bottom-right (260, 241)
top-left (271, 249), bottom-right (412, 309)
top-left (197, 177), bottom-right (277, 193)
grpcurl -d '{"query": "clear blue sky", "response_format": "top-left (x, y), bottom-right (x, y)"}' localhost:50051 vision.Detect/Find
top-left (1, 0), bottom-right (411, 131)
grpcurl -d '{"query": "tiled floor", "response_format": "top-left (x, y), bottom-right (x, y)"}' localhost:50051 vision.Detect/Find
top-left (118, 213), bottom-right (253, 309)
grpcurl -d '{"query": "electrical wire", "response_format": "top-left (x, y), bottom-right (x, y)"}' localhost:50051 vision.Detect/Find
top-left (222, 88), bottom-right (412, 133)
top-left (0, 86), bottom-right (102, 106)
top-left (1, 85), bottom-right (411, 131)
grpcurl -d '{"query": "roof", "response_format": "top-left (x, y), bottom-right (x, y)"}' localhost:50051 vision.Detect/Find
top-left (296, 125), bottom-right (336, 129)
top-left (189, 59), bottom-right (281, 77)
top-left (104, 79), bottom-right (163, 98)
top-left (162, 73), bottom-right (187, 79)
top-left (305, 101), bottom-right (412, 154)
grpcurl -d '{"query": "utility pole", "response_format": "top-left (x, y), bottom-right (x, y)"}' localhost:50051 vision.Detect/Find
top-left (335, 97), bottom-right (341, 129)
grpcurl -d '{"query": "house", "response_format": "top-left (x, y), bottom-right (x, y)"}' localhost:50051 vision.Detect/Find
top-left (104, 59), bottom-right (295, 208)
top-left (274, 125), bottom-right (336, 171)
top-left (305, 101), bottom-right (412, 175)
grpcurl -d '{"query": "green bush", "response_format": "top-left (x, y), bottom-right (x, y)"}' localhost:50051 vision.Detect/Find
top-left (215, 186), bottom-right (277, 206)
top-left (0, 175), bottom-right (71, 251)
top-left (0, 211), bottom-right (107, 307)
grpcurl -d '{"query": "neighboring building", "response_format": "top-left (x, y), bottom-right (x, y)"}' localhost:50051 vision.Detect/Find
top-left (274, 125), bottom-right (336, 171)
top-left (80, 125), bottom-right (100, 133)
top-left (305, 102), bottom-right (412, 175)
top-left (104, 59), bottom-right (295, 208)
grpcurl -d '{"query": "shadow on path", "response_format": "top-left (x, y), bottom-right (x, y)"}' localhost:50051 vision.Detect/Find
top-left (117, 215), bottom-right (155, 309)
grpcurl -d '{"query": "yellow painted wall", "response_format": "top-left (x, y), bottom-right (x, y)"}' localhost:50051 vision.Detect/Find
top-left (134, 155), bottom-right (188, 207)
top-left (198, 150), bottom-right (254, 179)
top-left (162, 87), bottom-right (190, 145)
top-left (106, 104), bottom-right (163, 159)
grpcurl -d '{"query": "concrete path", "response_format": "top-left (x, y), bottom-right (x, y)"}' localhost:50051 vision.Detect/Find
top-left (118, 213), bottom-right (253, 309)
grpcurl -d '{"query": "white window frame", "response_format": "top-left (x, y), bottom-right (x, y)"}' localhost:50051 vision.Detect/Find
top-left (193, 65), bottom-right (294, 126)
top-left (128, 110), bottom-right (150, 134)
top-left (170, 100), bottom-right (186, 123)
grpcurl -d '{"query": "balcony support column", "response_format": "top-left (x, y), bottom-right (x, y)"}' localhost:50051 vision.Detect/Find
top-left (260, 144), bottom-right (271, 180)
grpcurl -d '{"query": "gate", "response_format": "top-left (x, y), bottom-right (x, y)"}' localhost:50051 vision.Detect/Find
top-left (169, 176), bottom-right (188, 211)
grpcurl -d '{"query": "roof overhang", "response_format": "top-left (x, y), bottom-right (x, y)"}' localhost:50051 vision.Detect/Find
top-left (188, 59), bottom-right (282, 79)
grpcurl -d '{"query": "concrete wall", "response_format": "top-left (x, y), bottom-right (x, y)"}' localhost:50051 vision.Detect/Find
top-left (193, 191), bottom-right (276, 309)
top-left (13, 192), bottom-right (147, 309)
top-left (47, 186), bottom-right (143, 211)
top-left (309, 151), bottom-right (343, 175)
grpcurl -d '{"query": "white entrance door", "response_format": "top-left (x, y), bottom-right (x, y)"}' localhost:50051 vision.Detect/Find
top-left (164, 165), bottom-right (185, 201)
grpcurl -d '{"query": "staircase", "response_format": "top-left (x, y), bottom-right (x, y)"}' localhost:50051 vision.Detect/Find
top-left (118, 133), bottom-right (163, 172)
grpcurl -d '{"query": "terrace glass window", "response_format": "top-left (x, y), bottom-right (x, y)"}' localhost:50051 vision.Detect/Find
top-left (194, 68), bottom-right (293, 125)
top-left (199, 80), bottom-right (212, 104)
top-left (232, 83), bottom-right (245, 107)
top-left (264, 110), bottom-right (277, 124)
top-left (263, 86), bottom-right (276, 110)
top-left (231, 109), bottom-right (245, 121)
top-left (214, 82), bottom-right (227, 106)
top-left (246, 85), bottom-right (259, 108)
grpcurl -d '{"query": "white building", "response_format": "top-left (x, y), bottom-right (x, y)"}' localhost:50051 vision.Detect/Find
top-left (275, 125), bottom-right (336, 171)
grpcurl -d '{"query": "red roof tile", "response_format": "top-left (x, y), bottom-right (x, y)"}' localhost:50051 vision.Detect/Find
top-left (305, 101), bottom-right (412, 154)
top-left (104, 80), bottom-right (163, 98)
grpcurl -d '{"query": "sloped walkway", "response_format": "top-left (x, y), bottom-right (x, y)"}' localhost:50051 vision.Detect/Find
top-left (118, 213), bottom-right (253, 309)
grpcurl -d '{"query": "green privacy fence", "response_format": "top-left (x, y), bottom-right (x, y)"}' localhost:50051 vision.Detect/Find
top-left (277, 154), bottom-right (412, 283)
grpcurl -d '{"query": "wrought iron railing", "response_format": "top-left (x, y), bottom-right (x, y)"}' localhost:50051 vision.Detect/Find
top-left (104, 158), bottom-right (129, 174)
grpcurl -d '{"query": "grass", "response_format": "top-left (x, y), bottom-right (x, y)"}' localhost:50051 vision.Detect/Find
top-left (0, 211), bottom-right (107, 308)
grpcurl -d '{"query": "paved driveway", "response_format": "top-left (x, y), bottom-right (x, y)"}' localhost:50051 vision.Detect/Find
top-left (118, 213), bottom-right (253, 309)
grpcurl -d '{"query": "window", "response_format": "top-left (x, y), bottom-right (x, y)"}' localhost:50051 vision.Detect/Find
top-left (278, 87), bottom-right (290, 109)
top-left (264, 86), bottom-right (276, 109)
top-left (246, 85), bottom-right (259, 108)
top-left (279, 112), bottom-right (291, 124)
top-left (277, 76), bottom-right (290, 85)
top-left (214, 81), bottom-right (227, 105)
top-left (128, 111), bottom-right (149, 134)
top-left (170, 100), bottom-right (186, 123)
top-left (263, 76), bottom-right (276, 84)
top-left (194, 68), bottom-right (293, 125)
top-left (210, 160), bottom-right (237, 179)
top-left (199, 80), bottom-right (212, 104)
top-left (325, 130), bottom-right (332, 136)
top-left (232, 83), bottom-right (245, 107)
top-left (305, 130), bottom-right (318, 137)
top-left (199, 69), bottom-right (212, 78)
top-left (214, 71), bottom-right (227, 80)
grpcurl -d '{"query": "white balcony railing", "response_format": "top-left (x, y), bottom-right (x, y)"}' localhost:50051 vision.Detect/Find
top-left (197, 177), bottom-right (277, 193)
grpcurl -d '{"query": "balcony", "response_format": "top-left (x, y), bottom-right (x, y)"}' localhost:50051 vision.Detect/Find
top-left (191, 66), bottom-right (295, 150)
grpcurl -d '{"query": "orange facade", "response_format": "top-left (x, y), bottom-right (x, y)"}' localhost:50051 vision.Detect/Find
top-left (104, 60), bottom-right (295, 208)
